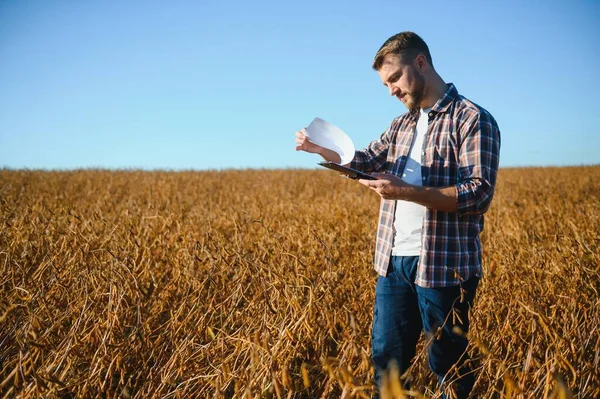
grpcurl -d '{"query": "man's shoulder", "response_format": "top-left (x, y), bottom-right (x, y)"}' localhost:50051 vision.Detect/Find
top-left (454, 94), bottom-right (497, 125)
top-left (389, 112), bottom-right (415, 128)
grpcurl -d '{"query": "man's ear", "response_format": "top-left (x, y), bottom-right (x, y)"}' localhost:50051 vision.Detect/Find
top-left (415, 54), bottom-right (426, 71)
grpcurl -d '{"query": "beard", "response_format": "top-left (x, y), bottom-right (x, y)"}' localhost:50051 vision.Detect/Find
top-left (403, 69), bottom-right (426, 113)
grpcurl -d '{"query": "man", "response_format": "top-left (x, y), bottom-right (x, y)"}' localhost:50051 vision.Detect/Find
top-left (295, 31), bottom-right (500, 398)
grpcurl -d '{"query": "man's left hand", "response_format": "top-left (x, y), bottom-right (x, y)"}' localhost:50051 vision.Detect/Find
top-left (358, 173), bottom-right (411, 200)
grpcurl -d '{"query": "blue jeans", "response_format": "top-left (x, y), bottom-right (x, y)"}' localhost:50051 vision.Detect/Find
top-left (371, 256), bottom-right (479, 399)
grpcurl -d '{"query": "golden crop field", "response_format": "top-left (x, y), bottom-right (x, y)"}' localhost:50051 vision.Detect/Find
top-left (1, 167), bottom-right (599, 398)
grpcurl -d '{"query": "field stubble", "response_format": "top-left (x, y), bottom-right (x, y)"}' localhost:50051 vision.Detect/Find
top-left (0, 167), bottom-right (599, 398)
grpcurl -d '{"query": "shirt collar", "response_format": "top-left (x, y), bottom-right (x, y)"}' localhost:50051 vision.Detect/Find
top-left (408, 83), bottom-right (458, 119)
top-left (431, 83), bottom-right (458, 114)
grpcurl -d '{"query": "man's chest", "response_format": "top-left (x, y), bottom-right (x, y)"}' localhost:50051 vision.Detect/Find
top-left (388, 118), bottom-right (461, 184)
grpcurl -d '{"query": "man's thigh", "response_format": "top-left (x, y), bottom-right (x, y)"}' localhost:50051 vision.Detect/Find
top-left (372, 256), bottom-right (423, 374)
top-left (415, 277), bottom-right (479, 375)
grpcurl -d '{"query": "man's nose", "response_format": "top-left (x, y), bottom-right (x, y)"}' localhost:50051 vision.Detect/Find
top-left (389, 85), bottom-right (399, 96)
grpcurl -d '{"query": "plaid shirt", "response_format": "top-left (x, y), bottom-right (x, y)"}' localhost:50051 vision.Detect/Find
top-left (350, 84), bottom-right (501, 287)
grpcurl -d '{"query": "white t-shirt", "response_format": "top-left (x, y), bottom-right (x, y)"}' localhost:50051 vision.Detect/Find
top-left (391, 108), bottom-right (431, 256)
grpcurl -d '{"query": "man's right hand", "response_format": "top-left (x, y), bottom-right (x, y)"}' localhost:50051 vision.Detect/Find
top-left (295, 128), bottom-right (322, 154)
top-left (295, 128), bottom-right (343, 164)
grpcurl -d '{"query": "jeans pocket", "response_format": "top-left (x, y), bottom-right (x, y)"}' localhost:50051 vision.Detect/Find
top-left (389, 257), bottom-right (405, 282)
top-left (394, 256), bottom-right (418, 285)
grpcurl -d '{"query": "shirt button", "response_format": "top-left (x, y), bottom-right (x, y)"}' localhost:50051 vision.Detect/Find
top-left (421, 151), bottom-right (425, 156)
top-left (428, 112), bottom-right (434, 117)
top-left (422, 177), bottom-right (426, 181)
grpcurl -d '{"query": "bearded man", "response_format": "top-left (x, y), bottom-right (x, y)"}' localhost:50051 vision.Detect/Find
top-left (295, 31), bottom-right (501, 398)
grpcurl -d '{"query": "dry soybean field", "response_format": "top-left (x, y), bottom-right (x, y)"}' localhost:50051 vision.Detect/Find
top-left (1, 166), bottom-right (599, 398)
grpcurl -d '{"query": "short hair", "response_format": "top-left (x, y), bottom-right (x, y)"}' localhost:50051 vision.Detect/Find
top-left (372, 31), bottom-right (433, 70)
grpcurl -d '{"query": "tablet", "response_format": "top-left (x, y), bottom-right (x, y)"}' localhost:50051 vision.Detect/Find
top-left (318, 161), bottom-right (378, 180)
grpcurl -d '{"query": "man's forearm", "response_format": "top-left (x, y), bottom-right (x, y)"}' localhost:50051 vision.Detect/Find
top-left (317, 147), bottom-right (344, 165)
top-left (358, 173), bottom-right (458, 211)
top-left (401, 185), bottom-right (458, 212)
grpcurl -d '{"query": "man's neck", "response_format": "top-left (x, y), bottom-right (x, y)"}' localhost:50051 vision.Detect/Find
top-left (420, 74), bottom-right (448, 110)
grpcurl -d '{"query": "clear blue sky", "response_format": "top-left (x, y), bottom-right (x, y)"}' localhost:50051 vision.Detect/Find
top-left (1, 0), bottom-right (599, 170)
